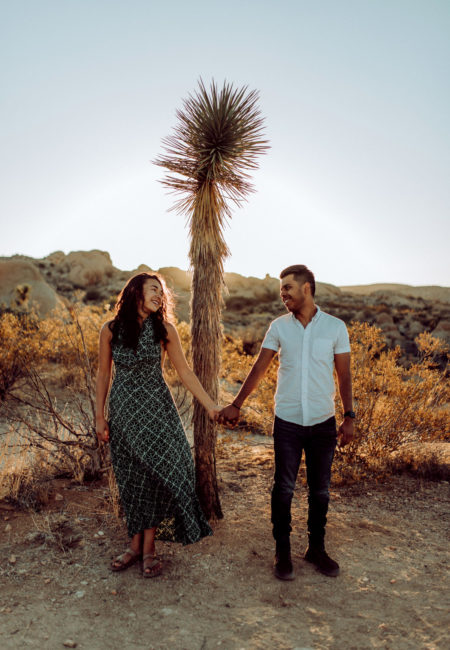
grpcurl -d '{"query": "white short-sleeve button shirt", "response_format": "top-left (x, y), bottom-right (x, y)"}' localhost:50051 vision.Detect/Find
top-left (261, 306), bottom-right (351, 426)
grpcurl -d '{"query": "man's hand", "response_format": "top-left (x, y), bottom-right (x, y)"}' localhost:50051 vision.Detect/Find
top-left (337, 418), bottom-right (354, 447)
top-left (218, 404), bottom-right (240, 427)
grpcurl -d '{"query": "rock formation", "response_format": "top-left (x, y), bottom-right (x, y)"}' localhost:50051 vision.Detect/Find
top-left (0, 260), bottom-right (62, 316)
top-left (0, 251), bottom-right (448, 362)
top-left (62, 250), bottom-right (115, 288)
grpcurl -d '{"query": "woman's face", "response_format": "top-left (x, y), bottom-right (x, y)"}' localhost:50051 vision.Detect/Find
top-left (139, 278), bottom-right (163, 317)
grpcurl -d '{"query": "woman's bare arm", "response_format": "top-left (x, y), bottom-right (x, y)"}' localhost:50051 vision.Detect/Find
top-left (95, 322), bottom-right (113, 441)
top-left (164, 322), bottom-right (219, 418)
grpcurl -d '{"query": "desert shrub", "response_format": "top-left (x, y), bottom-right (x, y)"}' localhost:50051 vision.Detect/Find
top-left (331, 324), bottom-right (449, 483)
top-left (39, 303), bottom-right (110, 383)
top-left (1, 468), bottom-right (51, 511)
top-left (0, 311), bottom-right (42, 401)
top-left (2, 305), bottom-right (111, 484)
top-left (0, 428), bottom-right (52, 510)
top-left (4, 362), bottom-right (107, 483)
top-left (0, 302), bottom-right (110, 400)
top-left (27, 513), bottom-right (82, 550)
top-left (339, 324), bottom-right (449, 456)
top-left (84, 288), bottom-right (102, 302)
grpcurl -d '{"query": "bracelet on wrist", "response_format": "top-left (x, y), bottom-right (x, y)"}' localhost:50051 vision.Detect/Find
top-left (232, 402), bottom-right (241, 410)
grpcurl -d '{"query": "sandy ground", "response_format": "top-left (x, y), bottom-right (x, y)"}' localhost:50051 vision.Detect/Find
top-left (0, 439), bottom-right (449, 650)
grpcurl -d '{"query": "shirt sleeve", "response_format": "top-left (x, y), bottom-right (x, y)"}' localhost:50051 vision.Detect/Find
top-left (261, 320), bottom-right (280, 352)
top-left (334, 321), bottom-right (351, 354)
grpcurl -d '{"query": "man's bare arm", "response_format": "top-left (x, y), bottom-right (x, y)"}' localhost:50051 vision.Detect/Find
top-left (334, 352), bottom-right (354, 446)
top-left (219, 347), bottom-right (276, 423)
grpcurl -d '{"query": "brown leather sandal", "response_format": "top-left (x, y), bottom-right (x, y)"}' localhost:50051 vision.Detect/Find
top-left (142, 554), bottom-right (163, 578)
top-left (110, 547), bottom-right (141, 572)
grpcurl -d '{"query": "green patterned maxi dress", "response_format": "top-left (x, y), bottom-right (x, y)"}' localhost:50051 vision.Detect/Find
top-left (108, 316), bottom-right (212, 544)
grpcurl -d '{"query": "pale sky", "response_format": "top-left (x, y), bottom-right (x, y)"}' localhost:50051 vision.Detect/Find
top-left (1, 0), bottom-right (449, 287)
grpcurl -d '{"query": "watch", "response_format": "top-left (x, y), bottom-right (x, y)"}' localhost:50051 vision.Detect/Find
top-left (344, 410), bottom-right (356, 419)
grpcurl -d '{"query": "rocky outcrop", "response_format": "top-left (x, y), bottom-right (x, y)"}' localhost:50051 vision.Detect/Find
top-left (340, 284), bottom-right (450, 304)
top-left (0, 251), bottom-right (448, 361)
top-left (159, 267), bottom-right (192, 293)
top-left (432, 320), bottom-right (450, 342)
top-left (0, 260), bottom-right (62, 316)
top-left (59, 250), bottom-right (115, 288)
top-left (225, 273), bottom-right (279, 309)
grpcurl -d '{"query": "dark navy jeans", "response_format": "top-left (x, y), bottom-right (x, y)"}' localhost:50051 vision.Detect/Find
top-left (271, 415), bottom-right (337, 549)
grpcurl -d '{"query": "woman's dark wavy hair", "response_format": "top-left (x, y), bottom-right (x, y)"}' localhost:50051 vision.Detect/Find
top-left (109, 272), bottom-right (174, 350)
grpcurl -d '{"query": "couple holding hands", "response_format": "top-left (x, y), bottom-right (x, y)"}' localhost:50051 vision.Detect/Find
top-left (96, 265), bottom-right (354, 580)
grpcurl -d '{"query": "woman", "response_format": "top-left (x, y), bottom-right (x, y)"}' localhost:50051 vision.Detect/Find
top-left (96, 272), bottom-right (218, 577)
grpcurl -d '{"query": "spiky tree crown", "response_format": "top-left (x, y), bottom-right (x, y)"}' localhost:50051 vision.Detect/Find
top-left (154, 79), bottom-right (269, 217)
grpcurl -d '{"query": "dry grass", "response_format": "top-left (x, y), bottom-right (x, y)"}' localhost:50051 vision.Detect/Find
top-left (26, 513), bottom-right (82, 551)
top-left (0, 308), bottom-right (448, 507)
top-left (105, 466), bottom-right (121, 520)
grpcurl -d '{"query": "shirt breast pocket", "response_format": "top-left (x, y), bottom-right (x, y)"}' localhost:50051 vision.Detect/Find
top-left (312, 338), bottom-right (333, 363)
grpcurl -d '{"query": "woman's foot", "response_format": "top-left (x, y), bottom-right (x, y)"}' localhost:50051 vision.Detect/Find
top-left (110, 547), bottom-right (141, 572)
top-left (142, 554), bottom-right (162, 578)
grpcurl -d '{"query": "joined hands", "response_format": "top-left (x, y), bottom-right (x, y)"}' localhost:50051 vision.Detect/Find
top-left (217, 403), bottom-right (241, 427)
top-left (206, 403), bottom-right (243, 425)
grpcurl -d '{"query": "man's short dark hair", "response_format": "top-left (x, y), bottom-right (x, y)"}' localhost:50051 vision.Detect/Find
top-left (280, 265), bottom-right (316, 297)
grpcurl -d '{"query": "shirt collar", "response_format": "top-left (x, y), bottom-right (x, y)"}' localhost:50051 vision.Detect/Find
top-left (290, 305), bottom-right (321, 326)
top-left (312, 305), bottom-right (321, 321)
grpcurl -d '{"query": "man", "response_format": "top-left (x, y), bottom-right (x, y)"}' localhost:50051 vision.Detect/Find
top-left (219, 265), bottom-right (354, 580)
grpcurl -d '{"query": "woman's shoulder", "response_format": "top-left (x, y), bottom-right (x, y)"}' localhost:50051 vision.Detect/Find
top-left (100, 320), bottom-right (115, 339)
top-left (163, 320), bottom-right (177, 335)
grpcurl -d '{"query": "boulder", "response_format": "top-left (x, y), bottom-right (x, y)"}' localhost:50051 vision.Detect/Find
top-left (374, 312), bottom-right (395, 328)
top-left (224, 274), bottom-right (341, 302)
top-left (45, 251), bottom-right (66, 266)
top-left (404, 318), bottom-right (426, 339)
top-left (431, 320), bottom-right (450, 344)
top-left (315, 282), bottom-right (342, 298)
top-left (371, 291), bottom-right (425, 310)
top-left (59, 251), bottom-right (114, 288)
top-left (135, 264), bottom-right (154, 273)
top-left (225, 273), bottom-right (279, 304)
top-left (0, 260), bottom-right (62, 316)
top-left (383, 331), bottom-right (404, 349)
top-left (158, 267), bottom-right (192, 293)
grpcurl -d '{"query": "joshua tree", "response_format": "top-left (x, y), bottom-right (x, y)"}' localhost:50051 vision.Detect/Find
top-left (155, 79), bottom-right (268, 518)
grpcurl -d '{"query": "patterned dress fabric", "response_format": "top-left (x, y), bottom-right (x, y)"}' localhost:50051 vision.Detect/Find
top-left (108, 316), bottom-right (212, 543)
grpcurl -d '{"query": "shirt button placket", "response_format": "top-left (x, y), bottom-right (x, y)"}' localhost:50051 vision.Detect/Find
top-left (302, 325), bottom-right (310, 425)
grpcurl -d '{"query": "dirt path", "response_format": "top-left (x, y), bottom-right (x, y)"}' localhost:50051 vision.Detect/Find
top-left (0, 440), bottom-right (449, 650)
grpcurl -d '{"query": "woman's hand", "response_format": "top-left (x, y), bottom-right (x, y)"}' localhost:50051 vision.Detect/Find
top-left (207, 405), bottom-right (222, 421)
top-left (96, 417), bottom-right (110, 443)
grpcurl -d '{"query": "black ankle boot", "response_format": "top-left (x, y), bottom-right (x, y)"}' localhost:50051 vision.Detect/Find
top-left (274, 538), bottom-right (295, 581)
top-left (304, 546), bottom-right (339, 577)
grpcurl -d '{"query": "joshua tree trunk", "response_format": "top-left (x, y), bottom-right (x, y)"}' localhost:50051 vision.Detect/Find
top-left (189, 192), bottom-right (226, 518)
top-left (155, 79), bottom-right (268, 520)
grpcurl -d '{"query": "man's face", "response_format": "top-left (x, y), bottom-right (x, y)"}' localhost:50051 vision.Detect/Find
top-left (280, 274), bottom-right (307, 313)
